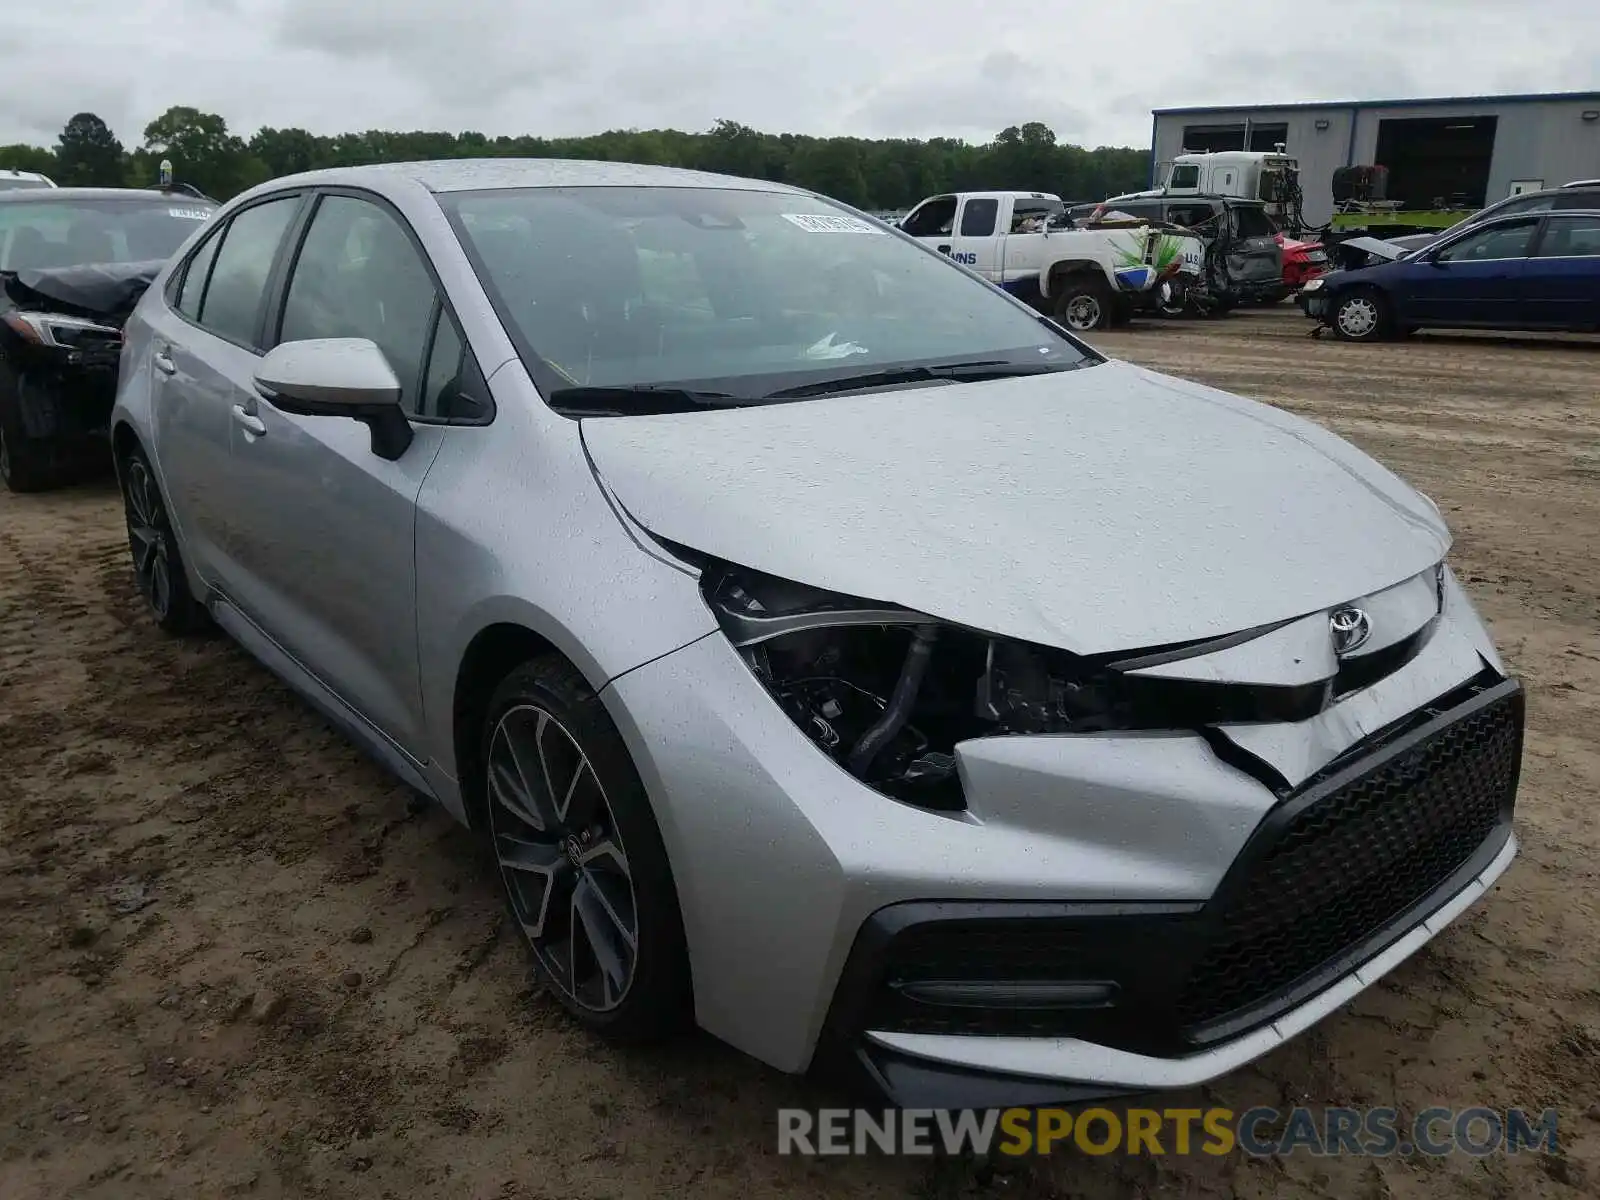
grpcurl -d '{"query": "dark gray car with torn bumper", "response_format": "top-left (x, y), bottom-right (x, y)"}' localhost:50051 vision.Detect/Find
top-left (0, 188), bottom-right (214, 491)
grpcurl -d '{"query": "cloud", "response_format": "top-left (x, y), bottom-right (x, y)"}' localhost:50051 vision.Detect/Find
top-left (2, 0), bottom-right (1597, 150)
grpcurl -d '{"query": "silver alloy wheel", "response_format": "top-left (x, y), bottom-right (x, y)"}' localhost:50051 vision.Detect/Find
top-left (488, 703), bottom-right (638, 1012)
top-left (123, 459), bottom-right (173, 619)
top-left (1063, 293), bottom-right (1103, 330)
top-left (1336, 296), bottom-right (1379, 339)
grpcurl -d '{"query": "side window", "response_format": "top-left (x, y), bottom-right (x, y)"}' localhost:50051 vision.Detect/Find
top-left (1436, 220), bottom-right (1537, 263)
top-left (901, 196), bottom-right (957, 238)
top-left (1169, 164), bottom-right (1201, 189)
top-left (176, 230), bottom-right (222, 320)
top-left (198, 197), bottom-right (300, 345)
top-left (1009, 203), bottom-right (1055, 233)
top-left (1534, 215), bottom-right (1600, 258)
top-left (419, 310), bottom-right (467, 419)
top-left (1166, 203), bottom-right (1215, 229)
top-left (1555, 189), bottom-right (1600, 210)
top-left (278, 195), bottom-right (437, 415)
top-left (959, 198), bottom-right (998, 237)
top-left (1499, 195), bottom-right (1557, 216)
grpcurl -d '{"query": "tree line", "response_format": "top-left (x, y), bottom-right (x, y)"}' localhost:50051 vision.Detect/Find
top-left (2, 108), bottom-right (1152, 210)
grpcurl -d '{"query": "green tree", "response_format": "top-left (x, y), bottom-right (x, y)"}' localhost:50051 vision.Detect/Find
top-left (3, 110), bottom-right (1155, 205)
top-left (142, 106), bottom-right (248, 198)
top-left (0, 144), bottom-right (58, 177)
top-left (248, 126), bottom-right (321, 178)
top-left (55, 113), bottom-right (125, 186)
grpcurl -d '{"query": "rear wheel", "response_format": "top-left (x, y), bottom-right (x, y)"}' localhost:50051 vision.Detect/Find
top-left (1053, 277), bottom-right (1112, 332)
top-left (0, 360), bottom-right (57, 494)
top-left (119, 445), bottom-right (205, 633)
top-left (1332, 287), bottom-right (1390, 342)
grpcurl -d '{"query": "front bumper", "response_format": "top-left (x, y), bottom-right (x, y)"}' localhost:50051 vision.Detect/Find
top-left (817, 678), bottom-right (1521, 1106)
top-left (0, 341), bottom-right (119, 448)
top-left (1298, 289), bottom-right (1330, 319)
top-left (603, 593), bottom-right (1522, 1107)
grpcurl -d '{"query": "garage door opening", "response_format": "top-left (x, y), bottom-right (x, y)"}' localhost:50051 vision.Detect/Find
top-left (1374, 116), bottom-right (1498, 211)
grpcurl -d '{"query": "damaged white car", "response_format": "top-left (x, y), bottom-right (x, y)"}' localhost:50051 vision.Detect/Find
top-left (110, 160), bottom-right (1524, 1108)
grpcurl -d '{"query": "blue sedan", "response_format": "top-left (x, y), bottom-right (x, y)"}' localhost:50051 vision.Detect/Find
top-left (1301, 209), bottom-right (1600, 341)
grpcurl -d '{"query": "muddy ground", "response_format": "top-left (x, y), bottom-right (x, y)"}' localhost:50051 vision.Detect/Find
top-left (2, 306), bottom-right (1597, 1198)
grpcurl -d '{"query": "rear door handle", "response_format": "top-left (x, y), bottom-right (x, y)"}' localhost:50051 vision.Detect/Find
top-left (231, 404), bottom-right (267, 438)
top-left (937, 244), bottom-right (952, 254)
top-left (152, 349), bottom-right (176, 376)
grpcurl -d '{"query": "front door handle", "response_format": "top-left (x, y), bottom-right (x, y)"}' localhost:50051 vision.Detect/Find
top-left (231, 404), bottom-right (267, 438)
top-left (152, 349), bottom-right (176, 376)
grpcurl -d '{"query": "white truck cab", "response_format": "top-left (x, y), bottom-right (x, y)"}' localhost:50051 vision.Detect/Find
top-left (898, 190), bottom-right (1204, 330)
top-left (1164, 151), bottom-right (1298, 200)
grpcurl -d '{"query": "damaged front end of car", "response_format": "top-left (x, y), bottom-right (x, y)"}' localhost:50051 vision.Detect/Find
top-left (675, 549), bottom-right (1522, 1104)
top-left (0, 261), bottom-right (162, 491)
top-left (694, 556), bottom-right (1466, 812)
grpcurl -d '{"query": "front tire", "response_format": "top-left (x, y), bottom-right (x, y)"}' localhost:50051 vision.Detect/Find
top-left (1332, 286), bottom-right (1390, 342)
top-left (1053, 277), bottom-right (1113, 331)
top-left (0, 360), bottom-right (57, 494)
top-left (481, 655), bottom-right (691, 1042)
top-left (118, 445), bottom-right (205, 633)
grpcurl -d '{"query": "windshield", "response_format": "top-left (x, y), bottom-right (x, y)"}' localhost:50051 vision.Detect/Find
top-left (1228, 205), bottom-right (1275, 239)
top-left (440, 185), bottom-right (1093, 411)
top-left (0, 197), bottom-right (214, 272)
top-left (0, 179), bottom-right (53, 192)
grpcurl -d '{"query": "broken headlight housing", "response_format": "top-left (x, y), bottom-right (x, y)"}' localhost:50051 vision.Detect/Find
top-left (695, 558), bottom-right (1339, 814)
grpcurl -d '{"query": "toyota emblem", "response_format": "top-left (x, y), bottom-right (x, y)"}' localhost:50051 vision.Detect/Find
top-left (1329, 606), bottom-right (1372, 655)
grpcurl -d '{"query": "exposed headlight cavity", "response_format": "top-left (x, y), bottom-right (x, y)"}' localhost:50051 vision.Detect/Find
top-left (696, 560), bottom-right (1344, 813)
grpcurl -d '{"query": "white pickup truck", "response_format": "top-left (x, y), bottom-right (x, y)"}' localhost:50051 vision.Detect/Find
top-left (897, 190), bottom-right (1205, 330)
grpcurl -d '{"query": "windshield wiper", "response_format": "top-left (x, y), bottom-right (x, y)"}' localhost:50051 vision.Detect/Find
top-left (546, 384), bottom-right (744, 416)
top-left (761, 359), bottom-right (1075, 400)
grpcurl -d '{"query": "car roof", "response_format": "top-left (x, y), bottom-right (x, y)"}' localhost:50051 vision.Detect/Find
top-left (255, 158), bottom-right (813, 196)
top-left (1477, 206), bottom-right (1600, 224)
top-left (0, 186), bottom-right (214, 205)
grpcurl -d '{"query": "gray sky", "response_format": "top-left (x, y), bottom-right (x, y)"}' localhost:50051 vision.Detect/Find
top-left (5, 0), bottom-right (1598, 149)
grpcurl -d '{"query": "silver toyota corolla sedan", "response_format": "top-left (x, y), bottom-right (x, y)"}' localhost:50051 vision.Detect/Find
top-left (110, 160), bottom-right (1524, 1107)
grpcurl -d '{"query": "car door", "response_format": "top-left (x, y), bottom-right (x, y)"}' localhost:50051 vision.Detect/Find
top-left (1398, 218), bottom-right (1539, 327)
top-left (1520, 213), bottom-right (1600, 328)
top-left (946, 196), bottom-right (1001, 275)
top-left (214, 190), bottom-right (477, 757)
top-left (899, 195), bottom-right (958, 255)
top-left (145, 193), bottom-right (307, 587)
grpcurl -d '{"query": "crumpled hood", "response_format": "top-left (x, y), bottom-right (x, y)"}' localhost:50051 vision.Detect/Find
top-left (4, 259), bottom-right (165, 322)
top-left (581, 360), bottom-right (1450, 655)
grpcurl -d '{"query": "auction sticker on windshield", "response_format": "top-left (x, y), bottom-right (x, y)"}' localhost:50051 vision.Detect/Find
top-left (781, 213), bottom-right (885, 234)
top-left (169, 208), bottom-right (211, 220)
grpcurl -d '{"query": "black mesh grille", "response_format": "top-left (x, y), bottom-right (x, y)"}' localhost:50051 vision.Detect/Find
top-left (1175, 685), bottom-right (1521, 1031)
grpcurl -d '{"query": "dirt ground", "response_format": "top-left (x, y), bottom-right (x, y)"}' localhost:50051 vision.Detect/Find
top-left (2, 306), bottom-right (1597, 1199)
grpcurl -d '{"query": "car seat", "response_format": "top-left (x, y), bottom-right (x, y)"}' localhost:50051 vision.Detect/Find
top-left (5, 226), bottom-right (54, 269)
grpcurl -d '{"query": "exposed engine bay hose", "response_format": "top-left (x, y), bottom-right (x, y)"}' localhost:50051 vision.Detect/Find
top-left (847, 626), bottom-right (939, 779)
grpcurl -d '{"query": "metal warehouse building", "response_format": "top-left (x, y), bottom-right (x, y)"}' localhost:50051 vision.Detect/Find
top-left (1150, 91), bottom-right (1600, 226)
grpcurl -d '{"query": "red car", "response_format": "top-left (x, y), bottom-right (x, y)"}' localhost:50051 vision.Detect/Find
top-left (1279, 233), bottom-right (1330, 291)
